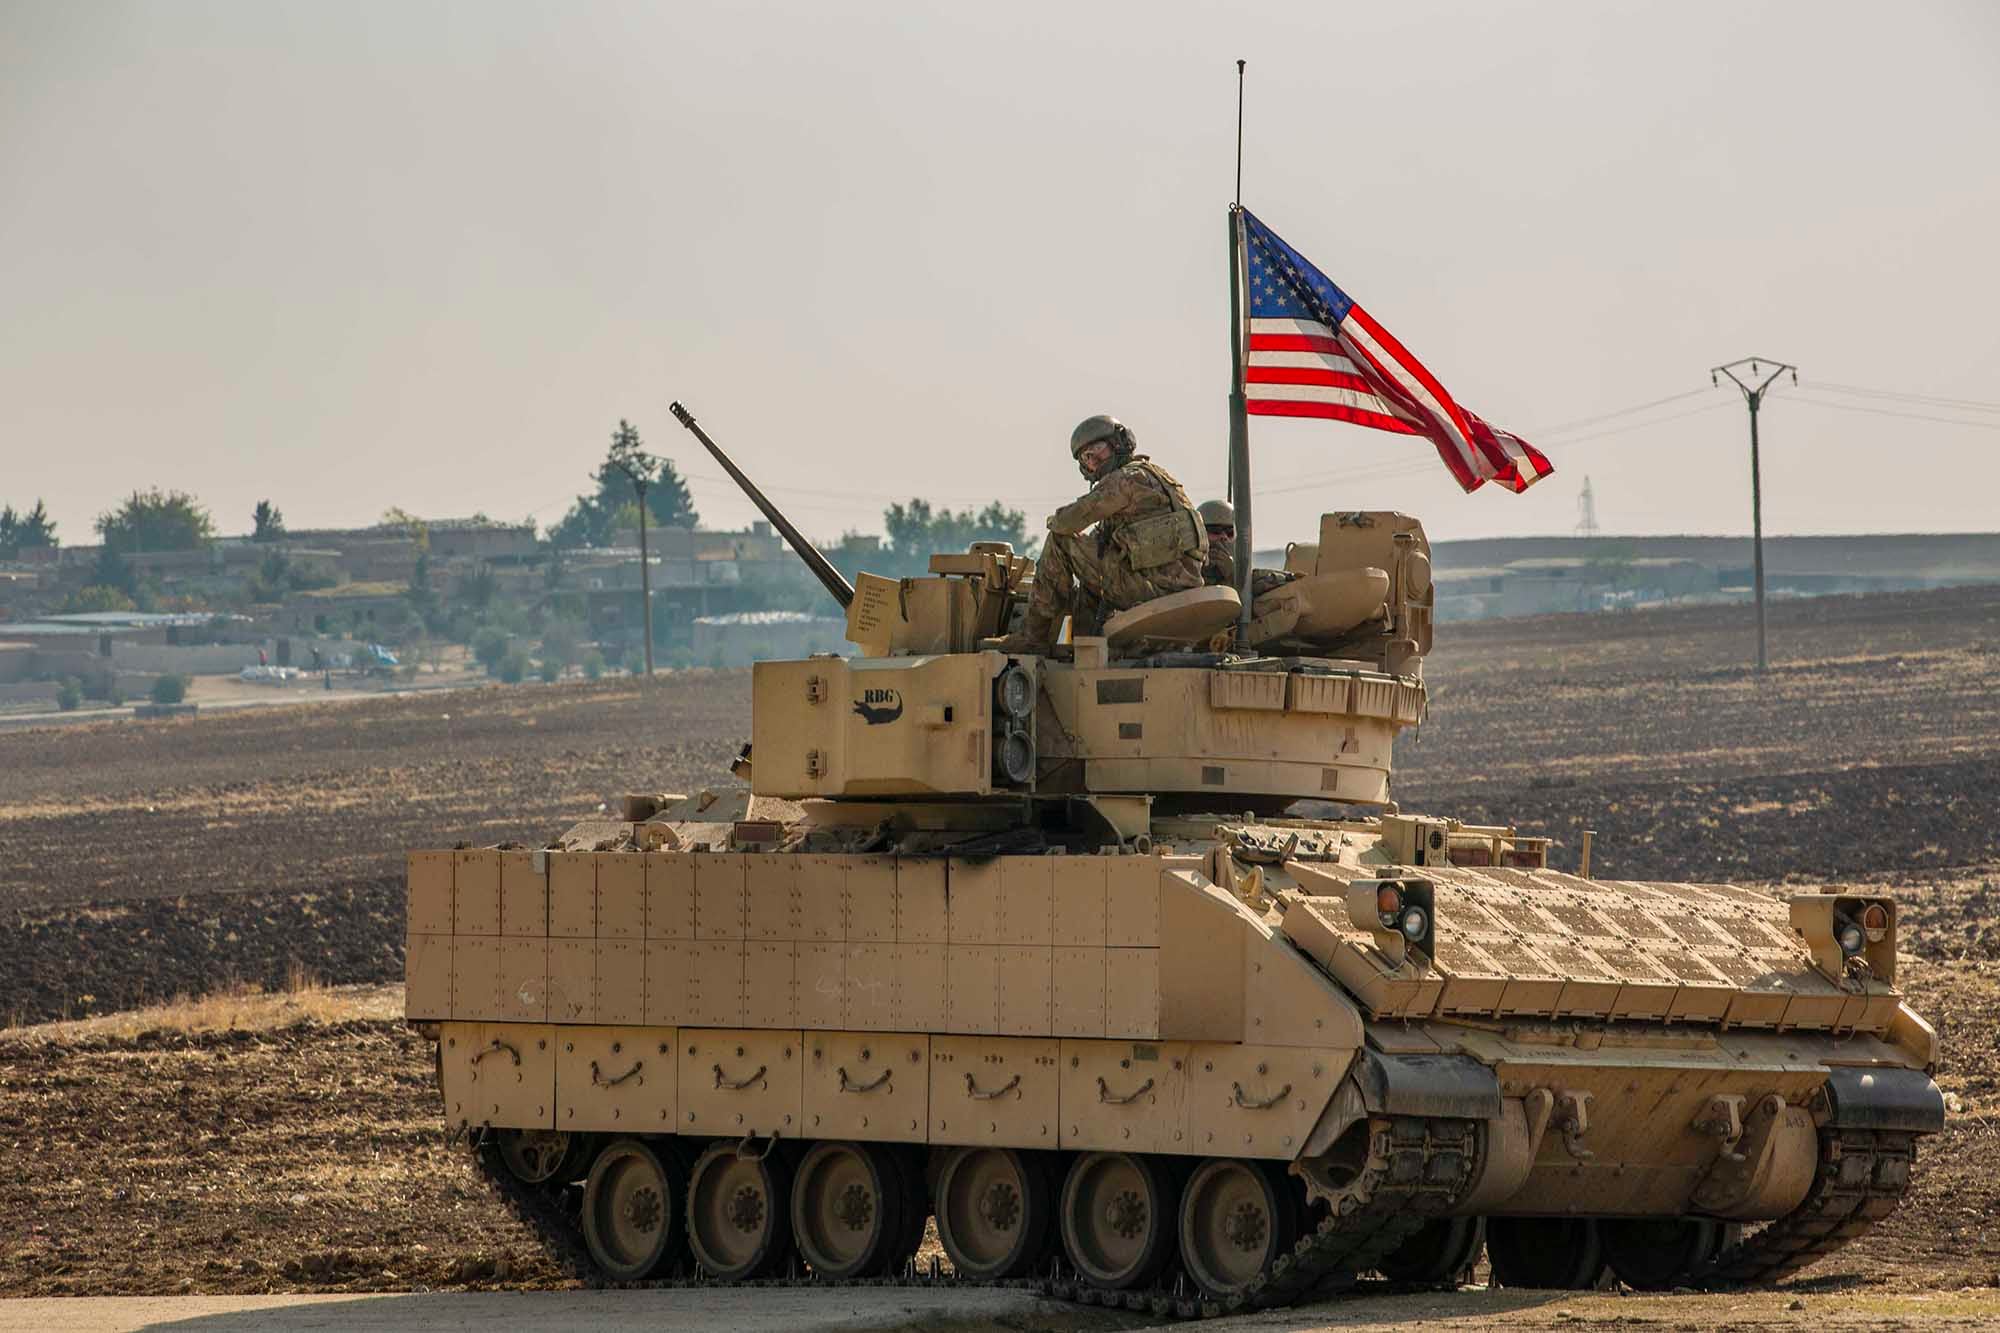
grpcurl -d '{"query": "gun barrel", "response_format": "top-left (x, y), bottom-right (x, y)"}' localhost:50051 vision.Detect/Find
top-left (668, 402), bottom-right (856, 610)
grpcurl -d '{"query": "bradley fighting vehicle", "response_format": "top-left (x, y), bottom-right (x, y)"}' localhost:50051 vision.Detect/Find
top-left (404, 404), bottom-right (1943, 1315)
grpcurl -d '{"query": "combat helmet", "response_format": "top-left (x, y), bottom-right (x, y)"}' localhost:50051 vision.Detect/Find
top-left (1197, 499), bottom-right (1235, 529)
top-left (1070, 415), bottom-right (1135, 475)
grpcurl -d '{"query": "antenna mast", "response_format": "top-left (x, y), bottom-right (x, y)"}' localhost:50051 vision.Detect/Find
top-left (1227, 60), bottom-right (1252, 636)
top-left (1575, 476), bottom-right (1599, 538)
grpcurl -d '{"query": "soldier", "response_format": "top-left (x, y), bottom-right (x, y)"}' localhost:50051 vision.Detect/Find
top-left (1198, 499), bottom-right (1238, 588)
top-left (1199, 497), bottom-right (1298, 602)
top-left (993, 415), bottom-right (1206, 654)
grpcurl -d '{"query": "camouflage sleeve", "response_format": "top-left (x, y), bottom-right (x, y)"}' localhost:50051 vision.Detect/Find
top-left (1047, 466), bottom-right (1141, 535)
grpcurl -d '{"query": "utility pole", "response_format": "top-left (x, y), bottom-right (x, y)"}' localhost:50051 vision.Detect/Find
top-left (607, 420), bottom-right (659, 677)
top-left (1711, 358), bottom-right (1797, 676)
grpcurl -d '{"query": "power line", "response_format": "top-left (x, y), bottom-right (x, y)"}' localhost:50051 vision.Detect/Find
top-left (1530, 387), bottom-right (1712, 439)
top-left (1787, 394), bottom-right (2000, 432)
top-left (1805, 380), bottom-right (2000, 415)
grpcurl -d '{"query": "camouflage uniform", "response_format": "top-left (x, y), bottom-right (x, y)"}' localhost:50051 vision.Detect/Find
top-left (1015, 455), bottom-right (1206, 647)
top-left (1203, 541), bottom-right (1236, 589)
top-left (1204, 544), bottom-right (1297, 600)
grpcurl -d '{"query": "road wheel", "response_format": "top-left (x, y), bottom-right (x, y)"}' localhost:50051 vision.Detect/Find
top-left (494, 1128), bottom-right (588, 1187)
top-left (1377, 1215), bottom-right (1485, 1285)
top-left (1178, 1158), bottom-right (1301, 1300)
top-left (686, 1142), bottom-right (795, 1280)
top-left (580, 1138), bottom-right (683, 1280)
top-left (1601, 1217), bottom-right (1729, 1290)
top-left (791, 1141), bottom-right (904, 1279)
top-left (1059, 1152), bottom-right (1181, 1291)
top-left (1487, 1216), bottom-right (1606, 1288)
top-left (934, 1146), bottom-right (1054, 1280)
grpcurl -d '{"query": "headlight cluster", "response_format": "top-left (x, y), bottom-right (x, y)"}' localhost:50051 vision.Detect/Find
top-left (992, 663), bottom-right (1036, 787)
top-left (1349, 877), bottom-right (1435, 966)
top-left (1835, 902), bottom-right (1892, 957)
top-left (1376, 883), bottom-right (1430, 942)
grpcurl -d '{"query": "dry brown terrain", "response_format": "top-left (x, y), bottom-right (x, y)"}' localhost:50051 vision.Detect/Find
top-left (1, 584), bottom-right (1996, 1316)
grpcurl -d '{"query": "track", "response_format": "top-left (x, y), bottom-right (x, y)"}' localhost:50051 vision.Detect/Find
top-left (468, 1115), bottom-right (1918, 1318)
top-left (1694, 1127), bottom-right (1920, 1287)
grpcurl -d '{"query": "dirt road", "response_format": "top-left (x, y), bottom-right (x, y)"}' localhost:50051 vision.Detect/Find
top-left (11, 1286), bottom-right (2000, 1333)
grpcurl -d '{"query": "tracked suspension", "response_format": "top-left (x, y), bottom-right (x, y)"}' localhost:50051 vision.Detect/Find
top-left (467, 1115), bottom-right (1483, 1320)
top-left (464, 1115), bottom-right (1919, 1316)
top-left (1695, 1127), bottom-right (1919, 1288)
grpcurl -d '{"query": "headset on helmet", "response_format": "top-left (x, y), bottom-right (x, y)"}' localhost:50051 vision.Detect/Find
top-left (1069, 414), bottom-right (1134, 460)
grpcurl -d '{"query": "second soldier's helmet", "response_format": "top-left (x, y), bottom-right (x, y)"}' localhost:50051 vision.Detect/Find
top-left (1069, 414), bottom-right (1135, 460)
top-left (1198, 499), bottom-right (1235, 528)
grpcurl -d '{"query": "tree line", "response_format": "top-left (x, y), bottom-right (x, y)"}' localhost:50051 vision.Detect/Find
top-left (7, 420), bottom-right (1035, 617)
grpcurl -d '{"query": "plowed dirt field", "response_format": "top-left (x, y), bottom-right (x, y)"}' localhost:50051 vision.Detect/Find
top-left (2, 584), bottom-right (1996, 1314)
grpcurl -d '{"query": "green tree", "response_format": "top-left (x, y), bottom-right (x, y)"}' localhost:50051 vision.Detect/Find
top-left (23, 500), bottom-right (57, 548)
top-left (550, 420), bottom-right (699, 549)
top-left (62, 584), bottom-right (137, 613)
top-left (462, 562), bottom-right (499, 611)
top-left (407, 551), bottom-right (437, 620)
top-left (150, 674), bottom-right (190, 705)
top-left (90, 545), bottom-right (139, 598)
top-left (252, 500), bottom-right (286, 542)
top-left (880, 499), bottom-right (1032, 575)
top-left (56, 678), bottom-right (82, 712)
top-left (539, 617), bottom-right (585, 669)
top-left (498, 651), bottom-right (529, 684)
top-left (248, 547), bottom-right (293, 603)
top-left (96, 489), bottom-right (214, 553)
top-left (471, 625), bottom-right (510, 673)
top-left (0, 500), bottom-right (58, 557)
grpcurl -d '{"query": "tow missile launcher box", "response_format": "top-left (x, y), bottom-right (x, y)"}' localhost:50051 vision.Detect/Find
top-left (406, 410), bottom-right (1942, 1311)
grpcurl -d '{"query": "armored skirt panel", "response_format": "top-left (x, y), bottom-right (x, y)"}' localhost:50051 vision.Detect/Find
top-left (412, 847), bottom-right (1368, 1160)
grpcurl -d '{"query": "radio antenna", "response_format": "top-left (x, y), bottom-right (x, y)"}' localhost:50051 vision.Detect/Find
top-left (1234, 59), bottom-right (1246, 208)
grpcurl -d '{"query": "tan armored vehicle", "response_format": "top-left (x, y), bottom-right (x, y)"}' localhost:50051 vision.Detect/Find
top-left (405, 409), bottom-right (1942, 1313)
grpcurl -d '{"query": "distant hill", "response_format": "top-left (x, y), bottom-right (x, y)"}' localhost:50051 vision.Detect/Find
top-left (1425, 533), bottom-right (2000, 584)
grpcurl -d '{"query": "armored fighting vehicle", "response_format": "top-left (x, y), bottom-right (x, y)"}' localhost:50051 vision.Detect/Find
top-left (404, 407), bottom-right (1942, 1315)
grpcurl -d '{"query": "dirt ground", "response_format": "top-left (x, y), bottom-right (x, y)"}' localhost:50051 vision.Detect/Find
top-left (1, 585), bottom-right (1997, 1319)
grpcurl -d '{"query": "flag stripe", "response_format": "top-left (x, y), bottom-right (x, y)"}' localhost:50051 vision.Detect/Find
top-left (1242, 380), bottom-right (1405, 414)
top-left (1244, 365), bottom-right (1378, 393)
top-left (1247, 398), bottom-right (1423, 433)
top-left (1247, 332), bottom-right (1346, 355)
top-left (1341, 308), bottom-right (1491, 480)
top-left (1245, 348), bottom-right (1363, 372)
top-left (1330, 322), bottom-right (1485, 490)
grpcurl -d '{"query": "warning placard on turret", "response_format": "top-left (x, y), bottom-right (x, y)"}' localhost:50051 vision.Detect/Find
top-left (845, 572), bottom-right (899, 653)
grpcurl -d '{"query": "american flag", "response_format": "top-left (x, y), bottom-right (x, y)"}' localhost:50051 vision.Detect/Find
top-left (1240, 208), bottom-right (1552, 494)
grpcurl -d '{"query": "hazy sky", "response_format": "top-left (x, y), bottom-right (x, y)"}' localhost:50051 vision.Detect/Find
top-left (5, 1), bottom-right (1997, 552)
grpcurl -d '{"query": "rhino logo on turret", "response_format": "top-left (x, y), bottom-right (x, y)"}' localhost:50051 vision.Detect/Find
top-left (853, 688), bottom-right (903, 725)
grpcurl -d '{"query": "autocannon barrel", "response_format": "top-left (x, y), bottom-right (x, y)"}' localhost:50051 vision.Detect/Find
top-left (669, 400), bottom-right (856, 610)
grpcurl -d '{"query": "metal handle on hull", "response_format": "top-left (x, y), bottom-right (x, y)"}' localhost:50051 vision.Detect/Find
top-left (714, 1063), bottom-right (769, 1091)
top-left (1097, 1076), bottom-right (1155, 1105)
top-left (838, 1067), bottom-right (893, 1094)
top-left (471, 1039), bottom-right (520, 1067)
top-left (592, 1060), bottom-right (644, 1088)
top-left (965, 1072), bottom-right (1022, 1101)
top-left (1231, 1081), bottom-right (1291, 1111)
